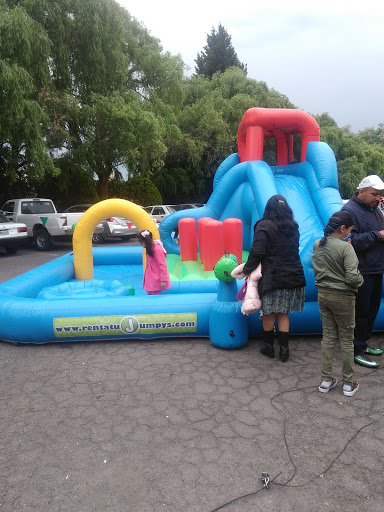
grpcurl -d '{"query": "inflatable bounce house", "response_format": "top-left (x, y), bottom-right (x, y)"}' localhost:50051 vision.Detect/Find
top-left (1, 107), bottom-right (373, 347)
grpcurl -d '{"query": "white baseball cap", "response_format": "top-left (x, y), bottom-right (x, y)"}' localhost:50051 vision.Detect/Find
top-left (357, 175), bottom-right (384, 190)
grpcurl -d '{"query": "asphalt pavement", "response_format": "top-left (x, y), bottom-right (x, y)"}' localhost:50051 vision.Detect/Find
top-left (1, 242), bottom-right (383, 511)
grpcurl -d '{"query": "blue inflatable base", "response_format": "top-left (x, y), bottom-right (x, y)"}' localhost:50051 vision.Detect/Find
top-left (1, 246), bottom-right (378, 346)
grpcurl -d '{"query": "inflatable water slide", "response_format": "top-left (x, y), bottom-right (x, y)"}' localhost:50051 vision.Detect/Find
top-left (0, 108), bottom-right (363, 346)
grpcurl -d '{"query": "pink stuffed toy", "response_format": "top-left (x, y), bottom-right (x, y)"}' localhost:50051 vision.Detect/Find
top-left (231, 263), bottom-right (262, 316)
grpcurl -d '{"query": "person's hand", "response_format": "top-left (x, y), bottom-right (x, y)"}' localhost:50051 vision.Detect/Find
top-left (161, 281), bottom-right (166, 289)
top-left (379, 230), bottom-right (384, 240)
top-left (347, 238), bottom-right (352, 244)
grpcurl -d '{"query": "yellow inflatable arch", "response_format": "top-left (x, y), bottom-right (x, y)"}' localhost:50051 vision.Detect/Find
top-left (73, 199), bottom-right (159, 280)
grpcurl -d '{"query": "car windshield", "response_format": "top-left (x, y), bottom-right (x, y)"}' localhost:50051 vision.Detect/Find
top-left (0, 213), bottom-right (10, 223)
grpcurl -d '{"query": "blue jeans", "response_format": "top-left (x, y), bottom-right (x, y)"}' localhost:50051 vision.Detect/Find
top-left (354, 274), bottom-right (383, 355)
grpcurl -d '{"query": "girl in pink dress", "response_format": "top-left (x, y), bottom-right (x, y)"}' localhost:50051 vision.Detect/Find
top-left (138, 230), bottom-right (171, 295)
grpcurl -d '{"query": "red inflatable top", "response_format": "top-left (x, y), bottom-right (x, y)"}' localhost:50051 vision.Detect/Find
top-left (237, 108), bottom-right (320, 164)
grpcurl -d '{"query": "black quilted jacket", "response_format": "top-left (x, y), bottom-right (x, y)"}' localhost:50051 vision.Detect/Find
top-left (243, 219), bottom-right (306, 298)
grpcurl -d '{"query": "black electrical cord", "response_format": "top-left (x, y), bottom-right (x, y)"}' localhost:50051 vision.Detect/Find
top-left (207, 367), bottom-right (383, 512)
top-left (208, 472), bottom-right (282, 512)
top-left (274, 413), bottom-right (383, 489)
top-left (270, 381), bottom-right (383, 488)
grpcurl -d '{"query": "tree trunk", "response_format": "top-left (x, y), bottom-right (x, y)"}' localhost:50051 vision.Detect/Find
top-left (97, 172), bottom-right (109, 200)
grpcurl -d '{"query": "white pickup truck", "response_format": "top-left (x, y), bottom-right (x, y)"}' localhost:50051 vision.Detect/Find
top-left (0, 198), bottom-right (99, 250)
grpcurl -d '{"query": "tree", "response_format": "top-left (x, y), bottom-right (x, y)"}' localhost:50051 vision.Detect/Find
top-left (195, 24), bottom-right (246, 78)
top-left (358, 124), bottom-right (384, 149)
top-left (7, 0), bottom-right (185, 202)
top-left (109, 175), bottom-right (162, 206)
top-left (2, 1), bottom-right (383, 206)
top-left (319, 122), bottom-right (384, 198)
top-left (81, 93), bottom-right (167, 199)
top-left (0, 3), bottom-right (58, 203)
top-left (314, 112), bottom-right (338, 128)
top-left (156, 67), bottom-right (297, 202)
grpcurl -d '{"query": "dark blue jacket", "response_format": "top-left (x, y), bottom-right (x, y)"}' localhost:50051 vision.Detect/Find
top-left (342, 193), bottom-right (384, 274)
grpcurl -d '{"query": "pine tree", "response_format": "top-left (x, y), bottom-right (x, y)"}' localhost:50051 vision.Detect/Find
top-left (195, 23), bottom-right (247, 78)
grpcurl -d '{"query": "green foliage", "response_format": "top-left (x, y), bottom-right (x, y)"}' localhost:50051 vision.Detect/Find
top-left (1, 0), bottom-right (184, 204)
top-left (358, 124), bottom-right (384, 149)
top-left (0, 3), bottom-right (57, 203)
top-left (1, 4), bottom-right (51, 87)
top-left (35, 156), bottom-right (99, 211)
top-left (1, 0), bottom-right (383, 208)
top-left (195, 24), bottom-right (247, 78)
top-left (314, 112), bottom-right (338, 128)
top-left (337, 157), bottom-right (366, 198)
top-left (160, 67), bottom-right (296, 202)
top-left (110, 176), bottom-right (162, 206)
top-left (320, 124), bottom-right (384, 198)
top-left (78, 92), bottom-right (168, 199)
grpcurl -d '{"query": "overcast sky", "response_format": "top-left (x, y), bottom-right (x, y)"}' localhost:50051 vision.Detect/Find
top-left (117, 0), bottom-right (384, 133)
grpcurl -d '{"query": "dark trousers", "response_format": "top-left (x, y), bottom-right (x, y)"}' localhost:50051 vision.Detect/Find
top-left (354, 274), bottom-right (383, 355)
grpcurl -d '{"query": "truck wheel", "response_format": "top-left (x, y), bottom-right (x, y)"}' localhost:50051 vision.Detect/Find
top-left (34, 228), bottom-right (52, 251)
top-left (92, 233), bottom-right (104, 244)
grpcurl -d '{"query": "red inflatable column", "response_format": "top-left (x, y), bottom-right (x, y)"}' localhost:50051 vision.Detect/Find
top-left (179, 218), bottom-right (198, 261)
top-left (223, 218), bottom-right (243, 264)
top-left (203, 219), bottom-right (224, 271)
top-left (197, 217), bottom-right (210, 265)
top-left (245, 125), bottom-right (264, 161)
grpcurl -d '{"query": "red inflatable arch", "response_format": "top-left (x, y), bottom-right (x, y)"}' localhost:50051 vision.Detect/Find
top-left (237, 108), bottom-right (320, 165)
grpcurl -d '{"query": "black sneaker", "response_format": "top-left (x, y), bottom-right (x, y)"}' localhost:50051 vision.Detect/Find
top-left (354, 354), bottom-right (379, 368)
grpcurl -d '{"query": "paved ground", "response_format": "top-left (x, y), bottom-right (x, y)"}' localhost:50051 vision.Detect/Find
top-left (1, 244), bottom-right (384, 511)
top-left (1, 334), bottom-right (383, 512)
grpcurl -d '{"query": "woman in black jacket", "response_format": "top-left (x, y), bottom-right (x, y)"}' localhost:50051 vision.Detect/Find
top-left (243, 195), bottom-right (306, 361)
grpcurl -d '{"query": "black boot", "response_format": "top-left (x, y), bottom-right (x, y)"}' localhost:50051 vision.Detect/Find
top-left (278, 331), bottom-right (289, 362)
top-left (260, 330), bottom-right (275, 358)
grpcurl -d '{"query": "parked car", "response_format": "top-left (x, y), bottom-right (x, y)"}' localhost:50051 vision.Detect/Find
top-left (0, 198), bottom-right (106, 250)
top-left (143, 205), bottom-right (176, 224)
top-left (1, 197), bottom-right (85, 250)
top-left (0, 213), bottom-right (28, 254)
top-left (172, 203), bottom-right (205, 210)
top-left (63, 205), bottom-right (139, 243)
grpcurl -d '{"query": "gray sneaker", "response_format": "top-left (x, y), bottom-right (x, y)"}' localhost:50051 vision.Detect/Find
top-left (343, 381), bottom-right (359, 397)
top-left (318, 377), bottom-right (338, 393)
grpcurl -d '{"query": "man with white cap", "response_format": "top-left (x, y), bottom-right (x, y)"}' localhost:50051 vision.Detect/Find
top-left (342, 175), bottom-right (384, 368)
